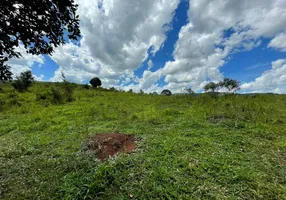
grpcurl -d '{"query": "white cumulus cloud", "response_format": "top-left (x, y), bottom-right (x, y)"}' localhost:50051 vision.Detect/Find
top-left (7, 45), bottom-right (44, 78)
top-left (268, 33), bottom-right (286, 52)
top-left (157, 0), bottom-right (286, 92)
top-left (241, 59), bottom-right (286, 93)
top-left (49, 0), bottom-right (180, 88)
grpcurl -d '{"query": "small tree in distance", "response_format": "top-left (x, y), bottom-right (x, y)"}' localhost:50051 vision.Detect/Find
top-left (219, 78), bottom-right (241, 93)
top-left (204, 82), bottom-right (217, 93)
top-left (12, 70), bottom-right (35, 92)
top-left (204, 78), bottom-right (241, 93)
top-left (161, 89), bottom-right (172, 96)
top-left (185, 87), bottom-right (194, 95)
top-left (90, 77), bottom-right (102, 88)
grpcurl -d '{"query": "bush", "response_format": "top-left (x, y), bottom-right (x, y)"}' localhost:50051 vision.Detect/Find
top-left (62, 81), bottom-right (76, 102)
top-left (89, 77), bottom-right (102, 88)
top-left (83, 84), bottom-right (90, 89)
top-left (36, 83), bottom-right (75, 106)
top-left (6, 90), bottom-right (22, 107)
top-left (161, 89), bottom-right (172, 96)
top-left (12, 70), bottom-right (34, 92)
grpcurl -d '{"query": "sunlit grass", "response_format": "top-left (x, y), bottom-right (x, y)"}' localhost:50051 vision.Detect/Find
top-left (0, 82), bottom-right (286, 199)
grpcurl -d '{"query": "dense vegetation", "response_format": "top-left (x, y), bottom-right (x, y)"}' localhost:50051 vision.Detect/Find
top-left (0, 82), bottom-right (286, 199)
top-left (0, 0), bottom-right (80, 81)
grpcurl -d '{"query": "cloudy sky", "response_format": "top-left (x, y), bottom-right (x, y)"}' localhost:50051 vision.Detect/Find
top-left (9, 0), bottom-right (286, 93)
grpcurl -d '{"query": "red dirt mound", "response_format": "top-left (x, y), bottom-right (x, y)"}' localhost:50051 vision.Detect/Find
top-left (86, 133), bottom-right (138, 161)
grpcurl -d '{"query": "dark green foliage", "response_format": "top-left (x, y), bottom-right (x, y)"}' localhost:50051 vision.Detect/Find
top-left (204, 82), bottom-right (218, 93)
top-left (90, 77), bottom-right (102, 88)
top-left (109, 87), bottom-right (118, 92)
top-left (161, 89), bottom-right (172, 96)
top-left (36, 83), bottom-right (76, 105)
top-left (83, 84), bottom-right (90, 89)
top-left (62, 81), bottom-right (76, 102)
top-left (12, 70), bottom-right (34, 92)
top-left (0, 63), bottom-right (13, 82)
top-left (0, 0), bottom-right (80, 59)
top-left (204, 78), bottom-right (241, 93)
top-left (0, 0), bottom-right (80, 81)
top-left (219, 78), bottom-right (241, 93)
top-left (185, 87), bottom-right (194, 94)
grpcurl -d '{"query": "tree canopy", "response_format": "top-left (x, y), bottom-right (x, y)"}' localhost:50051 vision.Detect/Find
top-left (0, 63), bottom-right (13, 82)
top-left (219, 78), bottom-right (241, 93)
top-left (12, 70), bottom-right (35, 92)
top-left (161, 89), bottom-right (172, 96)
top-left (0, 0), bottom-right (81, 80)
top-left (90, 77), bottom-right (102, 88)
top-left (204, 78), bottom-right (241, 93)
top-left (204, 82), bottom-right (217, 93)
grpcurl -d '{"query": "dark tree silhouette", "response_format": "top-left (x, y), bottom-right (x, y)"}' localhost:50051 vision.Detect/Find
top-left (219, 78), bottom-right (241, 93)
top-left (204, 82), bottom-right (218, 93)
top-left (12, 70), bottom-right (35, 92)
top-left (90, 77), bottom-right (102, 88)
top-left (0, 63), bottom-right (13, 82)
top-left (161, 89), bottom-right (172, 96)
top-left (0, 0), bottom-right (81, 79)
top-left (185, 87), bottom-right (194, 94)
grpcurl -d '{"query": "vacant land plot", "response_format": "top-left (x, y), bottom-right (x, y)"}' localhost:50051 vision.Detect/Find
top-left (0, 83), bottom-right (286, 199)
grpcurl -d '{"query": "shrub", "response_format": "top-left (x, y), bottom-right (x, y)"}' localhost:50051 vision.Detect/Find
top-left (83, 84), bottom-right (90, 89)
top-left (7, 90), bottom-right (22, 107)
top-left (89, 77), bottom-right (102, 88)
top-left (62, 81), bottom-right (76, 102)
top-left (109, 87), bottom-right (117, 92)
top-left (12, 70), bottom-right (34, 92)
top-left (50, 87), bottom-right (65, 104)
top-left (161, 89), bottom-right (172, 96)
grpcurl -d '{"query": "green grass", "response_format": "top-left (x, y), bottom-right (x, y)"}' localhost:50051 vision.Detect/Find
top-left (0, 82), bottom-right (286, 199)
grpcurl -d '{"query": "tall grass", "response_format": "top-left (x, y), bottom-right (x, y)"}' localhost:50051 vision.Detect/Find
top-left (0, 82), bottom-right (285, 199)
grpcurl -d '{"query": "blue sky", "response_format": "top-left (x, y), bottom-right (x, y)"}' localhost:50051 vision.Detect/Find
top-left (9, 0), bottom-right (286, 93)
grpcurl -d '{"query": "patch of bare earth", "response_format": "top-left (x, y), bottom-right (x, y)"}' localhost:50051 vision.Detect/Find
top-left (86, 133), bottom-right (138, 161)
top-left (280, 153), bottom-right (286, 166)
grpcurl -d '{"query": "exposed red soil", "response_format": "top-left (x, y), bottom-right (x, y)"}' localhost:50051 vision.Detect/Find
top-left (86, 133), bottom-right (138, 161)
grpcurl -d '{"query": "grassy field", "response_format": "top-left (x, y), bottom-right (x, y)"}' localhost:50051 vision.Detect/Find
top-left (0, 82), bottom-right (286, 199)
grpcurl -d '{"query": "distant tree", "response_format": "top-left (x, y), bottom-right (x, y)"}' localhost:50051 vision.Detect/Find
top-left (185, 87), bottom-right (194, 94)
top-left (128, 89), bottom-right (133, 93)
top-left (109, 87), bottom-right (117, 91)
top-left (161, 89), bottom-right (172, 96)
top-left (152, 92), bottom-right (158, 95)
top-left (0, 63), bottom-right (13, 82)
top-left (89, 77), bottom-right (102, 88)
top-left (82, 84), bottom-right (90, 89)
top-left (219, 78), bottom-right (241, 93)
top-left (204, 82), bottom-right (218, 93)
top-left (140, 89), bottom-right (144, 94)
top-left (0, 0), bottom-right (81, 81)
top-left (12, 70), bottom-right (35, 92)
